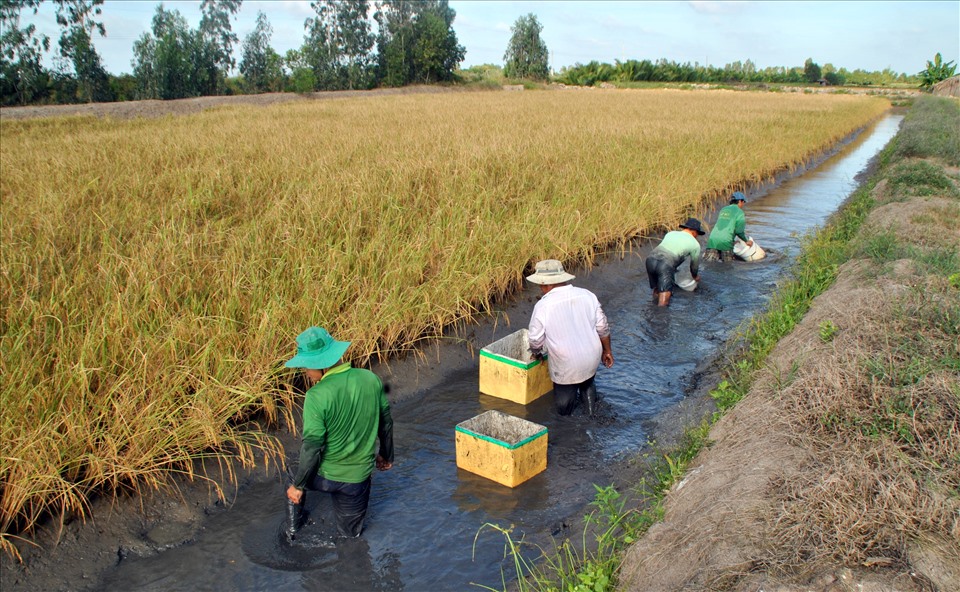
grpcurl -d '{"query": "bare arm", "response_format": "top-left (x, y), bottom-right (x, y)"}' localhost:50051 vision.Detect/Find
top-left (528, 305), bottom-right (546, 355)
top-left (599, 334), bottom-right (613, 368)
top-left (377, 388), bottom-right (394, 470)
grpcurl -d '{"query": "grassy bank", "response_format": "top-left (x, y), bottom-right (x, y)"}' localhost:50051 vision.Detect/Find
top-left (0, 90), bottom-right (889, 556)
top-left (485, 95), bottom-right (958, 590)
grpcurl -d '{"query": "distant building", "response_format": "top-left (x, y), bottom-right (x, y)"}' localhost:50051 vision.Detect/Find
top-left (932, 75), bottom-right (960, 98)
top-left (817, 78), bottom-right (830, 86)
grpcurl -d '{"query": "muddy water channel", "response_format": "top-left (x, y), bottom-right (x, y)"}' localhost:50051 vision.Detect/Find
top-left (94, 114), bottom-right (902, 591)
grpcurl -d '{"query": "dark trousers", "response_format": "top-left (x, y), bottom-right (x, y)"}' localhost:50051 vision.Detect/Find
top-left (703, 248), bottom-right (729, 262)
top-left (308, 474), bottom-right (372, 537)
top-left (645, 255), bottom-right (677, 293)
top-left (553, 375), bottom-right (597, 416)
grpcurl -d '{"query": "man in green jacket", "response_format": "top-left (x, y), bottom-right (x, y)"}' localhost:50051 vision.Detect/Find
top-left (645, 218), bottom-right (705, 307)
top-left (285, 326), bottom-right (394, 538)
top-left (705, 192), bottom-right (753, 261)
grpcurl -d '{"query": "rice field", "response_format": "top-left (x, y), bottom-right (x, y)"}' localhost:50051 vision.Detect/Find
top-left (0, 89), bottom-right (890, 556)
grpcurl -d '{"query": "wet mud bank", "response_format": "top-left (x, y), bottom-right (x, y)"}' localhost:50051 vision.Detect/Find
top-left (1, 113), bottom-right (904, 592)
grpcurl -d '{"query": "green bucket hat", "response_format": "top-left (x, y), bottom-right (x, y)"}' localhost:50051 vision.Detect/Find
top-left (284, 327), bottom-right (351, 370)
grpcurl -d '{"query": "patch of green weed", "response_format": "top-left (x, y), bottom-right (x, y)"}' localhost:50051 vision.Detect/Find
top-left (910, 245), bottom-right (959, 276)
top-left (710, 379), bottom-right (742, 412)
top-left (858, 230), bottom-right (902, 262)
top-left (894, 96), bottom-right (960, 166)
top-left (887, 161), bottom-right (959, 198)
top-left (819, 320), bottom-right (839, 342)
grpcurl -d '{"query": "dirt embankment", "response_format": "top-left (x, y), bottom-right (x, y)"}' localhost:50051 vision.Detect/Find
top-left (618, 164), bottom-right (960, 591)
top-left (0, 84), bottom-right (919, 122)
top-left (0, 86), bottom-right (472, 121)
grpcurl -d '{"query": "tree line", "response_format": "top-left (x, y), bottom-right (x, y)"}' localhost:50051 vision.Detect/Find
top-left (2, 4), bottom-right (951, 107)
top-left (1, 0), bottom-right (465, 105)
top-left (553, 57), bottom-right (922, 87)
top-left (502, 15), bottom-right (950, 89)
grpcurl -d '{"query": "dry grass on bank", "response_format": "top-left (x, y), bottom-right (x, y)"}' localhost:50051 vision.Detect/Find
top-left (0, 90), bottom-right (889, 557)
top-left (768, 275), bottom-right (959, 563)
top-left (763, 168), bottom-right (960, 581)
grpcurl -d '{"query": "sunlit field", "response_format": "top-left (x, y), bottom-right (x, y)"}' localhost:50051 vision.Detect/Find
top-left (0, 89), bottom-right (889, 555)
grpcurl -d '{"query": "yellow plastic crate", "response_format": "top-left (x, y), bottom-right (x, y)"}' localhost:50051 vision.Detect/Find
top-left (455, 410), bottom-right (548, 487)
top-left (479, 329), bottom-right (552, 404)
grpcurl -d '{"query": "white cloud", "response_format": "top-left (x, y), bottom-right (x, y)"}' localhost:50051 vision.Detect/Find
top-left (688, 1), bottom-right (749, 15)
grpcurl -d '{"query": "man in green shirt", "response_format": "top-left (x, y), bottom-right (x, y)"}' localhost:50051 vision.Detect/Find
top-left (645, 218), bottom-right (705, 307)
top-left (284, 326), bottom-right (394, 538)
top-left (705, 192), bottom-right (753, 261)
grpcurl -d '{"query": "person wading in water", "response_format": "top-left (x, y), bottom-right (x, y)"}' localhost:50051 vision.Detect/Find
top-left (526, 259), bottom-right (614, 416)
top-left (644, 218), bottom-right (705, 307)
top-left (704, 192), bottom-right (753, 261)
top-left (284, 327), bottom-right (394, 538)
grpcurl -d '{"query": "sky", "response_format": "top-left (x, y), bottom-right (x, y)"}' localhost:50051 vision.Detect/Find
top-left (22, 1), bottom-right (960, 76)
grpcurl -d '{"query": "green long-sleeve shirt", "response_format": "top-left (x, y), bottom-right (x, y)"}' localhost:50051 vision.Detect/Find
top-left (650, 230), bottom-right (701, 277)
top-left (706, 204), bottom-right (747, 251)
top-left (293, 363), bottom-right (394, 487)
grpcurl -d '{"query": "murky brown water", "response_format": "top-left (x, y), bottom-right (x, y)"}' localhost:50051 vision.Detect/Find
top-left (94, 114), bottom-right (903, 592)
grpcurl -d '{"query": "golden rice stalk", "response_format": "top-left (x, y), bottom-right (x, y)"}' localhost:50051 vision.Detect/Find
top-left (0, 90), bottom-right (889, 553)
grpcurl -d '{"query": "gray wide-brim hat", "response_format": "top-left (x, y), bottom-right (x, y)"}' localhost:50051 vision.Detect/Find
top-left (526, 259), bottom-right (575, 285)
top-left (284, 326), bottom-right (351, 370)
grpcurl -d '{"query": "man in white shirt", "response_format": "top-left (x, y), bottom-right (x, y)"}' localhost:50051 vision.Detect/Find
top-left (526, 259), bottom-right (614, 416)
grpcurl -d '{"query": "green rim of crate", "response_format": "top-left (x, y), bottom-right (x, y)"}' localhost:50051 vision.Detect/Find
top-left (455, 425), bottom-right (548, 450)
top-left (479, 348), bottom-right (546, 370)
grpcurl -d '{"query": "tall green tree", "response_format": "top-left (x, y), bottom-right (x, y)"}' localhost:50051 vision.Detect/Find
top-left (374, 0), bottom-right (463, 86)
top-left (374, 0), bottom-right (416, 86)
top-left (503, 13), bottom-right (549, 81)
top-left (820, 62), bottom-right (845, 86)
top-left (57, 25), bottom-right (109, 101)
top-left (0, 0), bottom-right (50, 104)
top-left (239, 10), bottom-right (283, 92)
top-left (52, 0), bottom-right (104, 37)
top-left (284, 48), bottom-right (316, 92)
top-left (53, 0), bottom-right (110, 102)
top-left (132, 3), bottom-right (240, 100)
top-left (918, 52), bottom-right (957, 90)
top-left (304, 0), bottom-right (375, 90)
top-left (803, 57), bottom-right (822, 83)
top-left (411, 1), bottom-right (463, 83)
top-left (823, 71), bottom-right (845, 86)
top-left (132, 5), bottom-right (196, 99)
top-left (197, 0), bottom-right (241, 94)
top-left (410, 11), bottom-right (448, 83)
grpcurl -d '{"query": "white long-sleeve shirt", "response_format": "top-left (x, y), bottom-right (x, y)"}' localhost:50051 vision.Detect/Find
top-left (528, 285), bottom-right (610, 385)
